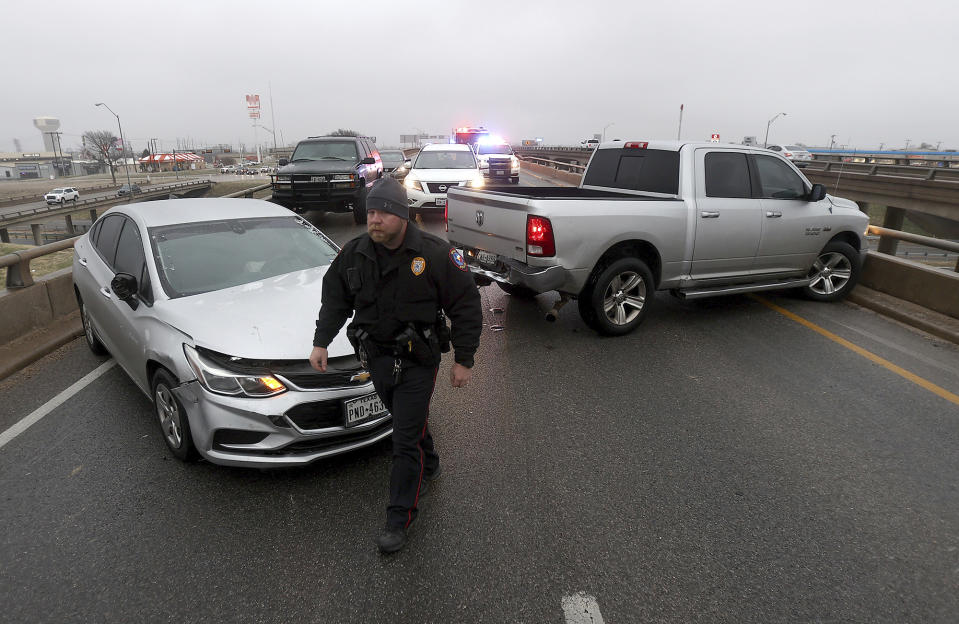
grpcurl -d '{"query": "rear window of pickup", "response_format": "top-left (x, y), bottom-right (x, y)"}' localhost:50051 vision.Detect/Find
top-left (583, 148), bottom-right (679, 195)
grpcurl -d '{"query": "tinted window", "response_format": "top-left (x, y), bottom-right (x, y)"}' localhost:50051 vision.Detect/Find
top-left (291, 141), bottom-right (359, 162)
top-left (114, 219), bottom-right (146, 277)
top-left (476, 144), bottom-right (512, 155)
top-left (413, 150), bottom-right (476, 169)
top-left (89, 219), bottom-right (103, 246)
top-left (785, 145), bottom-right (802, 151)
top-left (705, 152), bottom-right (751, 198)
top-left (754, 155), bottom-right (806, 199)
top-left (768, 145), bottom-right (782, 151)
top-left (94, 215), bottom-right (125, 266)
top-left (583, 148), bottom-right (680, 194)
top-left (379, 151), bottom-right (405, 166)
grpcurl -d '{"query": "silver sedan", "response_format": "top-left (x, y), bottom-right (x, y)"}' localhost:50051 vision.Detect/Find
top-left (72, 198), bottom-right (391, 467)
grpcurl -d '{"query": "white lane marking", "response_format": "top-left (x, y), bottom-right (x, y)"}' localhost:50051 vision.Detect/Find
top-left (561, 592), bottom-right (606, 624)
top-left (0, 359), bottom-right (117, 450)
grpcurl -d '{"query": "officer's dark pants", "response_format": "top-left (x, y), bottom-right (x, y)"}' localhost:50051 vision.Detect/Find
top-left (369, 355), bottom-right (440, 530)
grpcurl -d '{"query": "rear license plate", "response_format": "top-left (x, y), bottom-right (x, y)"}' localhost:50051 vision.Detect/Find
top-left (344, 392), bottom-right (387, 427)
top-left (436, 198), bottom-right (447, 207)
top-left (477, 250), bottom-right (497, 265)
top-left (310, 176), bottom-right (326, 182)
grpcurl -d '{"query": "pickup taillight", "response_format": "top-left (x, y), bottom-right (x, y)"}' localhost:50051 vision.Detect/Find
top-left (526, 215), bottom-right (555, 257)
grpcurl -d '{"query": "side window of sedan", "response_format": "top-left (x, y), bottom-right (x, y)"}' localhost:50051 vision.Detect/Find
top-left (94, 215), bottom-right (125, 267)
top-left (753, 155), bottom-right (806, 199)
top-left (114, 219), bottom-right (152, 304)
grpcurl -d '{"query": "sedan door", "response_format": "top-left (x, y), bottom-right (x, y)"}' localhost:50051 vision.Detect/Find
top-left (79, 214), bottom-right (125, 356)
top-left (690, 149), bottom-right (762, 281)
top-left (751, 154), bottom-right (829, 276)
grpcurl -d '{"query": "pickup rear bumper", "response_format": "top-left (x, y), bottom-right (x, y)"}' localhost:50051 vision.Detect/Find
top-left (464, 255), bottom-right (568, 294)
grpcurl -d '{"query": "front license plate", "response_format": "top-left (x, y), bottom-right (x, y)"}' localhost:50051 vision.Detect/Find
top-left (436, 198), bottom-right (447, 207)
top-left (344, 392), bottom-right (387, 427)
top-left (310, 176), bottom-right (326, 182)
top-left (477, 250), bottom-right (497, 265)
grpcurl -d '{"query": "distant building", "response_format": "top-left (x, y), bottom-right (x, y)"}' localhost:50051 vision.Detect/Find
top-left (0, 151), bottom-right (61, 180)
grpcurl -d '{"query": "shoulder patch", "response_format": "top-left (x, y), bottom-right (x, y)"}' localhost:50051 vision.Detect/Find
top-left (411, 256), bottom-right (426, 276)
top-left (449, 248), bottom-right (468, 271)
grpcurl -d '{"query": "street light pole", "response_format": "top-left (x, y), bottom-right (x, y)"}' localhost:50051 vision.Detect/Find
top-left (763, 112), bottom-right (786, 148)
top-left (602, 122), bottom-right (614, 143)
top-left (95, 102), bottom-right (133, 196)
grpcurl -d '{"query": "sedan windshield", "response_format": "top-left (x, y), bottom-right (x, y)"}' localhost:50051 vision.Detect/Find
top-left (413, 150), bottom-right (476, 169)
top-left (149, 216), bottom-right (339, 298)
top-left (291, 141), bottom-right (359, 162)
top-left (380, 151), bottom-right (405, 166)
top-left (476, 144), bottom-right (512, 155)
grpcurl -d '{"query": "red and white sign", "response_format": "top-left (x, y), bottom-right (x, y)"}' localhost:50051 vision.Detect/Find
top-left (246, 94), bottom-right (261, 119)
top-left (710, 133), bottom-right (720, 143)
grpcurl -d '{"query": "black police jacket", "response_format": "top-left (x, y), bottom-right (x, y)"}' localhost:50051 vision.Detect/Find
top-left (313, 223), bottom-right (482, 367)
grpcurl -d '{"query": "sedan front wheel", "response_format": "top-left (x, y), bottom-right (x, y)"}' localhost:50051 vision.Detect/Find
top-left (152, 369), bottom-right (199, 462)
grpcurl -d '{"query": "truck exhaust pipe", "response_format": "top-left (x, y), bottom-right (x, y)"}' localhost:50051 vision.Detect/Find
top-left (545, 293), bottom-right (571, 322)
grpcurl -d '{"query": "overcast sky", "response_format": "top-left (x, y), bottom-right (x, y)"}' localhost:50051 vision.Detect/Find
top-left (3, 0), bottom-right (956, 153)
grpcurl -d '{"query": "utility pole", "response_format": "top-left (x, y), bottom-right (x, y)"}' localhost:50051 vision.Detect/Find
top-left (936, 141), bottom-right (942, 151)
top-left (878, 142), bottom-right (884, 151)
top-left (269, 81), bottom-right (278, 151)
top-left (676, 104), bottom-right (684, 140)
top-left (829, 134), bottom-right (837, 150)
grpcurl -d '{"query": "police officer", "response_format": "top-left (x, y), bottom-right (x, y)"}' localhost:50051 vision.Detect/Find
top-left (309, 176), bottom-right (482, 553)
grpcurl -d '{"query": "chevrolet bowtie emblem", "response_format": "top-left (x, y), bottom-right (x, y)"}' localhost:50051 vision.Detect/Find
top-left (350, 372), bottom-right (371, 383)
top-left (476, 210), bottom-right (484, 226)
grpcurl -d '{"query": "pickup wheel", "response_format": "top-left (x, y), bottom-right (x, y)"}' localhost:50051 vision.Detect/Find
top-left (497, 282), bottom-right (537, 299)
top-left (352, 182), bottom-right (368, 225)
top-left (803, 241), bottom-right (861, 302)
top-left (584, 257), bottom-right (654, 336)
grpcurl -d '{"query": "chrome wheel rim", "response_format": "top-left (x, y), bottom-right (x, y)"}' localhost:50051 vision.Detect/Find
top-left (807, 252), bottom-right (852, 296)
top-left (81, 303), bottom-right (96, 346)
top-left (602, 271), bottom-right (646, 325)
top-left (155, 384), bottom-right (183, 449)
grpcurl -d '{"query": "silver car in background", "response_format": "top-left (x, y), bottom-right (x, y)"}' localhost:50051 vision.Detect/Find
top-left (72, 198), bottom-right (392, 467)
top-left (766, 144), bottom-right (813, 167)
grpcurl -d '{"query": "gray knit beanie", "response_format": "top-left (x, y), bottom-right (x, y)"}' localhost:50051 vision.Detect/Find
top-left (367, 177), bottom-right (410, 219)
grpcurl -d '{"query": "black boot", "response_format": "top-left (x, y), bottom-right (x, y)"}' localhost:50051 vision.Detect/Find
top-left (376, 525), bottom-right (407, 554)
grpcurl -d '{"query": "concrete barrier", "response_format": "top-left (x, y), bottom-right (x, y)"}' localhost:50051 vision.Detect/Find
top-left (860, 252), bottom-right (959, 319)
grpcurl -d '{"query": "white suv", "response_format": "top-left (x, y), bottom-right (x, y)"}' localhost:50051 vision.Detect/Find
top-left (45, 187), bottom-right (80, 204)
top-left (403, 143), bottom-right (484, 215)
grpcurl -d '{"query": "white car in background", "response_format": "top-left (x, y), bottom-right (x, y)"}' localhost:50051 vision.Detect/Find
top-left (45, 187), bottom-right (80, 204)
top-left (402, 143), bottom-right (484, 215)
top-left (766, 144), bottom-right (813, 167)
top-left (474, 143), bottom-right (520, 184)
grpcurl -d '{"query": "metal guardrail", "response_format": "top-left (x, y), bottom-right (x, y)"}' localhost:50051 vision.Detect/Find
top-left (803, 160), bottom-right (959, 182)
top-left (520, 156), bottom-right (587, 172)
top-left (867, 225), bottom-right (959, 272)
top-left (222, 183), bottom-right (271, 198)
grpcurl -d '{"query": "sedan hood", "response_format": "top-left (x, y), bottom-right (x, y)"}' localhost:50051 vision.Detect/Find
top-left (278, 160), bottom-right (357, 175)
top-left (154, 266), bottom-right (354, 360)
top-left (411, 168), bottom-right (481, 182)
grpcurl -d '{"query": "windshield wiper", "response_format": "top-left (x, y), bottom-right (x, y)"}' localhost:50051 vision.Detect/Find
top-left (291, 158), bottom-right (315, 162)
top-left (317, 156), bottom-right (349, 161)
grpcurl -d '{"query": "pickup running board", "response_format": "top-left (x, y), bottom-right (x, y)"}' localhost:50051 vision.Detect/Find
top-left (676, 278), bottom-right (811, 300)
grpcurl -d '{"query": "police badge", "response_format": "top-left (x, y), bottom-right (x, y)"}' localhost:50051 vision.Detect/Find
top-left (411, 257), bottom-right (426, 276)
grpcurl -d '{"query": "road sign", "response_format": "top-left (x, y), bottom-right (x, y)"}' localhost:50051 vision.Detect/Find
top-left (710, 133), bottom-right (720, 143)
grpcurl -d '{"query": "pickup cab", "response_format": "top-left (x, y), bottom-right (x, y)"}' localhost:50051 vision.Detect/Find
top-left (446, 140), bottom-right (869, 335)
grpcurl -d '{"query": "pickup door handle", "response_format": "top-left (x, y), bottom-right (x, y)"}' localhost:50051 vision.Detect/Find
top-left (700, 211), bottom-right (720, 219)
top-left (78, 257), bottom-right (88, 266)
top-left (766, 211), bottom-right (783, 218)
top-left (99, 287), bottom-right (111, 299)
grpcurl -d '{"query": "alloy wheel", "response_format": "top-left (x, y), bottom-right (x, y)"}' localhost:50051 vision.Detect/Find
top-left (602, 271), bottom-right (646, 326)
top-left (155, 385), bottom-right (183, 449)
top-left (807, 252), bottom-right (852, 296)
top-left (81, 303), bottom-right (95, 345)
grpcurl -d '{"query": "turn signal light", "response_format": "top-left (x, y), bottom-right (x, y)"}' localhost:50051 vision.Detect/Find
top-left (526, 215), bottom-right (555, 257)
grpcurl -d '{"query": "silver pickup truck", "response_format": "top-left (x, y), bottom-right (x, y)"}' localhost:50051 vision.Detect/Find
top-left (447, 140), bottom-right (869, 335)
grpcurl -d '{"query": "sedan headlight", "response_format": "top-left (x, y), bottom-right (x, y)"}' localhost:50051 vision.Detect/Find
top-left (332, 174), bottom-right (355, 181)
top-left (404, 177), bottom-right (423, 191)
top-left (183, 344), bottom-right (286, 398)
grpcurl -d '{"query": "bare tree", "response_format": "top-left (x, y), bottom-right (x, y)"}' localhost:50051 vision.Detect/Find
top-left (83, 130), bottom-right (120, 183)
top-left (328, 128), bottom-right (360, 137)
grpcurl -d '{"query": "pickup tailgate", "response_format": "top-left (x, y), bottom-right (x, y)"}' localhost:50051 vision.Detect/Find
top-left (446, 187), bottom-right (529, 263)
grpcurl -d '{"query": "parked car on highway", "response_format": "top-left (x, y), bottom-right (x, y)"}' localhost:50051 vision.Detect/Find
top-left (379, 150), bottom-right (407, 175)
top-left (581, 139), bottom-right (600, 150)
top-left (448, 140), bottom-right (868, 335)
top-left (474, 142), bottom-right (520, 184)
top-left (45, 187), bottom-right (80, 204)
top-left (117, 184), bottom-right (142, 196)
top-left (403, 143), bottom-right (484, 218)
top-left (766, 144), bottom-right (813, 167)
top-left (72, 198), bottom-right (392, 467)
top-left (271, 135), bottom-right (383, 224)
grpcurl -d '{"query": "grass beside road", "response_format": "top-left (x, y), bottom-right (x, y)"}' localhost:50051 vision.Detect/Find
top-left (0, 242), bottom-right (74, 287)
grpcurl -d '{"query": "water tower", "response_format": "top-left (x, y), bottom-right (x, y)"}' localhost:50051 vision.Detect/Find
top-left (33, 117), bottom-right (61, 152)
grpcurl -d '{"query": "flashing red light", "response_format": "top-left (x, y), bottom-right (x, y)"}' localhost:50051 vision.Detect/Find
top-left (445, 202), bottom-right (448, 232)
top-left (526, 215), bottom-right (555, 257)
top-left (624, 142), bottom-right (649, 149)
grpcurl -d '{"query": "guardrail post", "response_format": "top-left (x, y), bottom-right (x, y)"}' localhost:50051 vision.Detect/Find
top-left (0, 228), bottom-right (8, 243)
top-left (64, 214), bottom-right (75, 236)
top-left (4, 253), bottom-right (31, 288)
top-left (89, 209), bottom-right (98, 222)
top-left (30, 224), bottom-right (42, 246)
top-left (877, 207), bottom-right (905, 255)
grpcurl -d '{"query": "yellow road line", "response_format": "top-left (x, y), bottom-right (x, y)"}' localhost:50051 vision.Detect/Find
top-left (751, 295), bottom-right (959, 407)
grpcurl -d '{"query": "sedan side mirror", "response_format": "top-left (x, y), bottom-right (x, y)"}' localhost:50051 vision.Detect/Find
top-left (361, 157), bottom-right (376, 165)
top-left (278, 158), bottom-right (289, 167)
top-left (111, 273), bottom-right (139, 309)
top-left (807, 183), bottom-right (827, 202)
top-left (404, 160), bottom-right (412, 168)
